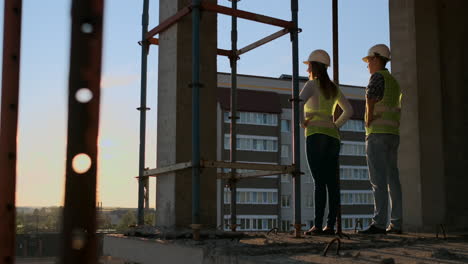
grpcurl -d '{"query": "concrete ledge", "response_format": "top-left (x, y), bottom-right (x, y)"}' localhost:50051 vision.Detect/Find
top-left (104, 235), bottom-right (204, 264)
top-left (104, 233), bottom-right (468, 264)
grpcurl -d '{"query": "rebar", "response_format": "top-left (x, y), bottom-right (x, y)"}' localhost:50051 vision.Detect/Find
top-left (354, 219), bottom-right (363, 233)
top-left (322, 238), bottom-right (342, 256)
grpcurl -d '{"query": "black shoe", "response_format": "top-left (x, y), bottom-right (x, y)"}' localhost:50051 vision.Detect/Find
top-left (304, 226), bottom-right (323, 235)
top-left (358, 225), bottom-right (387, 235)
top-left (386, 224), bottom-right (402, 234)
top-left (322, 227), bottom-right (336, 235)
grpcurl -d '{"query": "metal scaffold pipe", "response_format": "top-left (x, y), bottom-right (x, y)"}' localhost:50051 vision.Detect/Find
top-left (61, 0), bottom-right (104, 263)
top-left (290, 0), bottom-right (302, 238)
top-left (332, 0), bottom-right (347, 238)
top-left (332, 0), bottom-right (339, 85)
top-left (229, 0), bottom-right (239, 233)
top-left (191, 0), bottom-right (202, 239)
top-left (137, 0), bottom-right (150, 227)
top-left (0, 0), bottom-right (23, 262)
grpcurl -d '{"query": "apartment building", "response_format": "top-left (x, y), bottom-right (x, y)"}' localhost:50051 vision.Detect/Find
top-left (216, 72), bottom-right (373, 232)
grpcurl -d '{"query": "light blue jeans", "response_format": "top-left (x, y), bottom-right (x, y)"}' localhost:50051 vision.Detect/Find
top-left (366, 133), bottom-right (402, 229)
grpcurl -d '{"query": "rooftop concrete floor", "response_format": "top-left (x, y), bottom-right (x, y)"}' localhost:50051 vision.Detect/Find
top-left (103, 231), bottom-right (468, 264)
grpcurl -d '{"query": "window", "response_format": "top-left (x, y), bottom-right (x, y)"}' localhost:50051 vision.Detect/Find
top-left (281, 120), bottom-right (291, 132)
top-left (343, 218), bottom-right (353, 229)
top-left (224, 189), bottom-right (278, 205)
top-left (224, 111), bottom-right (278, 126)
top-left (341, 120), bottom-right (365, 132)
top-left (281, 195), bottom-right (291, 208)
top-left (281, 174), bottom-right (291, 183)
top-left (340, 141), bottom-right (366, 156)
top-left (281, 145), bottom-right (290, 158)
top-left (340, 166), bottom-right (369, 180)
top-left (224, 134), bottom-right (278, 152)
top-left (340, 191), bottom-right (374, 205)
top-left (340, 215), bottom-right (373, 230)
top-left (223, 189), bottom-right (231, 204)
top-left (305, 193), bottom-right (314, 208)
top-left (281, 220), bottom-right (291, 231)
top-left (224, 216), bottom-right (277, 231)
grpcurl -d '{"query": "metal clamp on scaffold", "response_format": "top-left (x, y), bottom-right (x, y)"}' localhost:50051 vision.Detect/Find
top-left (137, 39), bottom-right (152, 54)
top-left (227, 177), bottom-right (238, 187)
top-left (290, 169), bottom-right (304, 178)
top-left (229, 54), bottom-right (240, 68)
top-left (136, 107), bottom-right (151, 111)
top-left (288, 97), bottom-right (303, 103)
top-left (289, 27), bottom-right (302, 41)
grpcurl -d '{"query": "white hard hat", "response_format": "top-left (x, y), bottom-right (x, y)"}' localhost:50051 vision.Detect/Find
top-left (303, 49), bottom-right (330, 67)
top-left (362, 44), bottom-right (391, 62)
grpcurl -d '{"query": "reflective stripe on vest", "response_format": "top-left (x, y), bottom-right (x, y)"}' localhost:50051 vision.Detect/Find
top-left (374, 105), bottom-right (401, 114)
top-left (371, 118), bottom-right (399, 127)
top-left (305, 112), bottom-right (335, 128)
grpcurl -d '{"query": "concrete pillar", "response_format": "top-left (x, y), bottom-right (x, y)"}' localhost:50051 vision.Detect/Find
top-left (156, 0), bottom-right (217, 229)
top-left (390, 0), bottom-right (468, 231)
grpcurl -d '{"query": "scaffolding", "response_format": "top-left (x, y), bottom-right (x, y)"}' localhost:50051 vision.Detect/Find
top-left (137, 0), bottom-right (309, 239)
top-left (0, 0), bottom-right (344, 262)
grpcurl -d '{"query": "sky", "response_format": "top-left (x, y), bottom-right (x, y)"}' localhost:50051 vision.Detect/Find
top-left (0, 0), bottom-right (389, 208)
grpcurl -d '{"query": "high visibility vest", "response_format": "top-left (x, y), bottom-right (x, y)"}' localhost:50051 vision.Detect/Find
top-left (304, 81), bottom-right (340, 139)
top-left (365, 70), bottom-right (402, 136)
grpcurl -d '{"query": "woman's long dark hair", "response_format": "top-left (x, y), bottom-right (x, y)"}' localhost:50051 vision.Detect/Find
top-left (310, 61), bottom-right (338, 100)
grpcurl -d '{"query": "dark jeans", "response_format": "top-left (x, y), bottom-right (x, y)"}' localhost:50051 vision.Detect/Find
top-left (306, 133), bottom-right (341, 229)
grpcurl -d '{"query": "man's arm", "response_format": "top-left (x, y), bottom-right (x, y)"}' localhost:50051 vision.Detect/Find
top-left (366, 98), bottom-right (378, 127)
top-left (365, 73), bottom-right (385, 127)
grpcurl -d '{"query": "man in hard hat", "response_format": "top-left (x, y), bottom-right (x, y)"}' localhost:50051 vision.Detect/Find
top-left (358, 44), bottom-right (403, 235)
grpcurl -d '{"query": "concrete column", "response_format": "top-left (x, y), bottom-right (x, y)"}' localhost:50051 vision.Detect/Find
top-left (156, 0), bottom-right (217, 229)
top-left (390, 0), bottom-right (468, 231)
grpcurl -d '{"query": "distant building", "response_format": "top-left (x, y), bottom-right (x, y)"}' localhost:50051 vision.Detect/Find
top-left (216, 72), bottom-right (373, 231)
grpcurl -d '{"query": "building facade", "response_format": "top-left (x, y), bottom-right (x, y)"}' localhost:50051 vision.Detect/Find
top-left (216, 72), bottom-right (373, 232)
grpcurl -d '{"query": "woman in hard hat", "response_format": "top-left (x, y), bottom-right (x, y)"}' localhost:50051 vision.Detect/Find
top-left (300, 49), bottom-right (353, 235)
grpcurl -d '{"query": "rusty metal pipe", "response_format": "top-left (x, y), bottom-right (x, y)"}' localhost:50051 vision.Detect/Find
top-left (0, 0), bottom-right (23, 262)
top-left (60, 0), bottom-right (104, 263)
